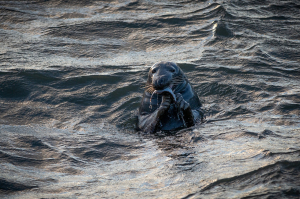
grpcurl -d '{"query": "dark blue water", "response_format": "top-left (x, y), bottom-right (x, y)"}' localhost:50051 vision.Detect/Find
top-left (1, 0), bottom-right (300, 198)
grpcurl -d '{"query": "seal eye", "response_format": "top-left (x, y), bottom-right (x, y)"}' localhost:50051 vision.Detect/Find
top-left (152, 69), bottom-right (157, 73)
top-left (170, 68), bottom-right (175, 73)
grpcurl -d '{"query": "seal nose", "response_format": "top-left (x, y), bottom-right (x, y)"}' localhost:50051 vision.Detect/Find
top-left (153, 75), bottom-right (170, 90)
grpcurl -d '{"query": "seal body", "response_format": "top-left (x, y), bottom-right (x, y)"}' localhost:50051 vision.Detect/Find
top-left (138, 61), bottom-right (204, 133)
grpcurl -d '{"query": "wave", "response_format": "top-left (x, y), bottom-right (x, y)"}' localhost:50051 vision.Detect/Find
top-left (184, 160), bottom-right (300, 199)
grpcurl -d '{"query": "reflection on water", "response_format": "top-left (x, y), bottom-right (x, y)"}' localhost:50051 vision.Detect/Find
top-left (0, 0), bottom-right (300, 198)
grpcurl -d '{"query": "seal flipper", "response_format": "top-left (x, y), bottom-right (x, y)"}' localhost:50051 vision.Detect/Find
top-left (138, 94), bottom-right (171, 133)
top-left (174, 93), bottom-right (196, 127)
top-left (182, 106), bottom-right (195, 127)
top-left (138, 109), bottom-right (160, 133)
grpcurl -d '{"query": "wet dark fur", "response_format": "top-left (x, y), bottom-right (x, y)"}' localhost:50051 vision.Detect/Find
top-left (138, 61), bottom-right (204, 133)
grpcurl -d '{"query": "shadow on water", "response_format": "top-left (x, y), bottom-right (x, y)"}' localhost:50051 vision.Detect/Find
top-left (190, 160), bottom-right (300, 199)
top-left (0, 179), bottom-right (38, 194)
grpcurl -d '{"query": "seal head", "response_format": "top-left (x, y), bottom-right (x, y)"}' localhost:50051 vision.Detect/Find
top-left (150, 61), bottom-right (177, 90)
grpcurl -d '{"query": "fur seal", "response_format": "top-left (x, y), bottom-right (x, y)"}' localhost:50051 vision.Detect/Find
top-left (138, 61), bottom-right (204, 133)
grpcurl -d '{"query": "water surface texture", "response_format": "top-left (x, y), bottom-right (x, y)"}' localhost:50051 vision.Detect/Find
top-left (1, 0), bottom-right (300, 198)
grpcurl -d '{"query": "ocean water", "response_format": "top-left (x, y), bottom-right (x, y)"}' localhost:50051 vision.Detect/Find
top-left (0, 0), bottom-right (300, 198)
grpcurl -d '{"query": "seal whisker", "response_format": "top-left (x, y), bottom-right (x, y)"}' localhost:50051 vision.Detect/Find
top-left (171, 75), bottom-right (185, 86)
top-left (141, 84), bottom-right (151, 88)
top-left (146, 86), bottom-right (155, 94)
